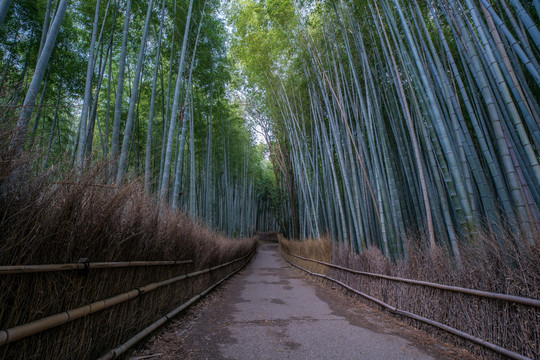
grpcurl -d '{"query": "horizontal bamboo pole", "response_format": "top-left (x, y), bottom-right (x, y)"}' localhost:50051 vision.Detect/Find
top-left (282, 249), bottom-right (540, 308)
top-left (0, 249), bottom-right (254, 346)
top-left (53, 182), bottom-right (118, 188)
top-left (0, 260), bottom-right (193, 275)
top-left (97, 249), bottom-right (256, 360)
top-left (281, 251), bottom-right (532, 360)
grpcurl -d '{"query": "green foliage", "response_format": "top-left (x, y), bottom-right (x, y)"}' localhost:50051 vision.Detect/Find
top-left (1, 0), bottom-right (280, 234)
top-left (229, 0), bottom-right (540, 256)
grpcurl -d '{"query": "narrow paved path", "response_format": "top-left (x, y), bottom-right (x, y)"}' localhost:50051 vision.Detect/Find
top-left (132, 243), bottom-right (475, 359)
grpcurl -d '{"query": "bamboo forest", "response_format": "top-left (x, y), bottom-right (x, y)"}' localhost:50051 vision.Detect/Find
top-left (0, 0), bottom-right (539, 359)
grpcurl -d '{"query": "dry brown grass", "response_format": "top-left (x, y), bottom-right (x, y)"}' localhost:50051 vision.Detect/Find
top-left (281, 232), bottom-right (539, 359)
top-left (280, 234), bottom-right (332, 275)
top-left (0, 141), bottom-right (255, 359)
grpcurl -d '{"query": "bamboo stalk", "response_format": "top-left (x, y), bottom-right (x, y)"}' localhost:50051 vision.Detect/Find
top-left (0, 260), bottom-right (193, 275)
top-left (132, 355), bottom-right (163, 360)
top-left (53, 182), bottom-right (118, 188)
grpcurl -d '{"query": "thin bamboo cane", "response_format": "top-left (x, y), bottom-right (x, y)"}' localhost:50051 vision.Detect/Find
top-left (0, 260), bottom-right (193, 275)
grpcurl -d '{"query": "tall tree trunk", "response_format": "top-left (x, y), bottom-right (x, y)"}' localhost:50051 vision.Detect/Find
top-left (158, 0), bottom-right (178, 196)
top-left (86, 37), bottom-right (113, 157)
top-left (116, 0), bottom-right (154, 185)
top-left (28, 66), bottom-right (50, 148)
top-left (205, 76), bottom-right (213, 226)
top-left (374, 2), bottom-right (437, 251)
top-left (0, 0), bottom-right (14, 28)
top-left (159, 0), bottom-right (194, 202)
top-left (37, 0), bottom-right (53, 59)
top-left (171, 3), bottom-right (206, 210)
top-left (10, 0), bottom-right (69, 154)
top-left (105, 42), bottom-right (112, 158)
top-left (77, 0), bottom-right (102, 169)
top-left (43, 70), bottom-right (63, 169)
top-left (145, 0), bottom-right (166, 194)
top-left (188, 83), bottom-right (196, 215)
top-left (110, 0), bottom-right (132, 177)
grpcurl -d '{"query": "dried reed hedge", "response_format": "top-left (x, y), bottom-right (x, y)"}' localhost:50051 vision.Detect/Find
top-left (280, 235), bottom-right (332, 275)
top-left (0, 143), bottom-right (255, 359)
top-left (281, 233), bottom-right (539, 359)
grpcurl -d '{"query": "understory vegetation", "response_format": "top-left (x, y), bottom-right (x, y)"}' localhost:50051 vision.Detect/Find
top-left (0, 136), bottom-right (255, 359)
top-left (281, 234), bottom-right (539, 358)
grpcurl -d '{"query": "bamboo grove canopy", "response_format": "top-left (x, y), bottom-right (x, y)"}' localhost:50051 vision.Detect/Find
top-left (1, 0), bottom-right (539, 260)
top-left (228, 0), bottom-right (540, 261)
top-left (0, 0), bottom-right (279, 237)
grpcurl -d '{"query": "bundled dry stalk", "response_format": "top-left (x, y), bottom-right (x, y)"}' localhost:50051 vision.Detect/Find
top-left (0, 142), bottom-right (255, 359)
top-left (280, 234), bottom-right (332, 275)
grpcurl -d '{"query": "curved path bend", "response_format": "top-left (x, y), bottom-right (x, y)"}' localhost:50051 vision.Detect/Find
top-left (131, 243), bottom-right (476, 360)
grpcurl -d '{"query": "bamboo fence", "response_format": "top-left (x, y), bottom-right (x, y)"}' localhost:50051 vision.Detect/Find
top-left (282, 248), bottom-right (538, 360)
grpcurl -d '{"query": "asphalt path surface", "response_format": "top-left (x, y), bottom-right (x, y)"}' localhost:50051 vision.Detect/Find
top-left (131, 243), bottom-right (475, 359)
